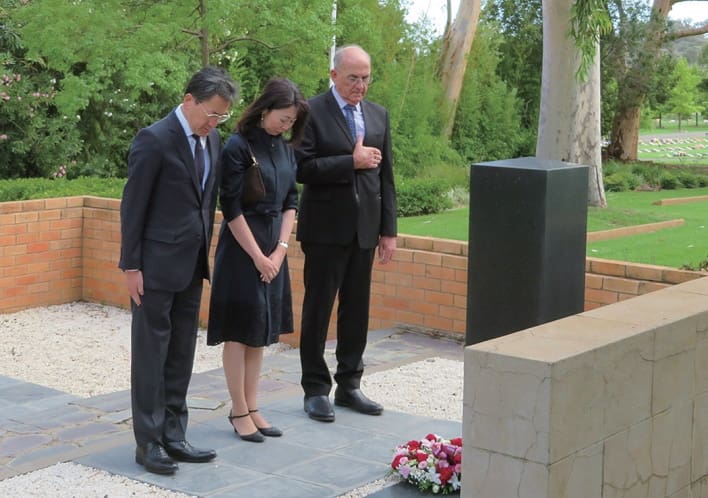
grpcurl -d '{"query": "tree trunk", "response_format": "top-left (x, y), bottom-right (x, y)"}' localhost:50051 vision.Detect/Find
top-left (198, 0), bottom-right (209, 67)
top-left (607, 105), bottom-right (641, 161)
top-left (606, 0), bottom-right (708, 161)
top-left (536, 0), bottom-right (606, 207)
top-left (439, 0), bottom-right (481, 138)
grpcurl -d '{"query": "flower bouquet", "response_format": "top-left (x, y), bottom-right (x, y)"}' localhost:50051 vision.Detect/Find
top-left (390, 433), bottom-right (462, 494)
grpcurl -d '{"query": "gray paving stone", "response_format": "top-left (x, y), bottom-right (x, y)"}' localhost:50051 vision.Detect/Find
top-left (210, 476), bottom-right (336, 498)
top-left (367, 481), bottom-right (460, 496)
top-left (0, 376), bottom-right (23, 389)
top-left (262, 354), bottom-right (301, 372)
top-left (76, 443), bottom-right (146, 479)
top-left (277, 453), bottom-right (387, 492)
top-left (56, 422), bottom-right (121, 442)
top-left (257, 378), bottom-right (293, 393)
top-left (217, 440), bottom-right (327, 474)
top-left (0, 434), bottom-right (53, 458)
top-left (0, 465), bottom-right (16, 480)
top-left (9, 442), bottom-right (78, 468)
top-left (368, 328), bottom-right (399, 342)
top-left (187, 385), bottom-right (230, 401)
top-left (187, 372), bottom-right (226, 390)
top-left (18, 393), bottom-right (79, 412)
top-left (275, 419), bottom-right (371, 452)
top-left (70, 390), bottom-right (130, 412)
top-left (186, 396), bottom-right (222, 410)
top-left (394, 333), bottom-right (464, 357)
top-left (140, 459), bottom-right (268, 496)
top-left (333, 432), bottom-right (402, 467)
top-left (0, 418), bottom-right (44, 434)
top-left (269, 372), bottom-right (301, 385)
top-left (0, 382), bottom-right (68, 405)
top-left (29, 405), bottom-right (97, 430)
top-left (99, 409), bottom-right (131, 424)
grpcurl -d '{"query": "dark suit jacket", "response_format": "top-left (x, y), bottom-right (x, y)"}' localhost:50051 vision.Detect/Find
top-left (295, 89), bottom-right (396, 249)
top-left (119, 110), bottom-right (220, 291)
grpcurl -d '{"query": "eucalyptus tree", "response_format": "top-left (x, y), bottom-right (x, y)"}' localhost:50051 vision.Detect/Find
top-left (606, 0), bottom-right (708, 161)
top-left (536, 0), bottom-right (610, 207)
top-left (438, 0), bottom-right (482, 137)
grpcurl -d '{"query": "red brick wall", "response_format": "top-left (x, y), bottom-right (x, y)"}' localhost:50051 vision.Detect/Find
top-left (1, 197), bottom-right (704, 345)
top-left (0, 197), bottom-right (84, 311)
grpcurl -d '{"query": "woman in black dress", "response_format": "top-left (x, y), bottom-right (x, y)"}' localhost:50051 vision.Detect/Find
top-left (208, 79), bottom-right (309, 442)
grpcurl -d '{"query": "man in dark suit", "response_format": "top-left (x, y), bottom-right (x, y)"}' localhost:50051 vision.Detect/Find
top-left (296, 45), bottom-right (397, 423)
top-left (119, 67), bottom-right (237, 474)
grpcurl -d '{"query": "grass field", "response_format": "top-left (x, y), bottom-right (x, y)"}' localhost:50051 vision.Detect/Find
top-left (397, 187), bottom-right (708, 269)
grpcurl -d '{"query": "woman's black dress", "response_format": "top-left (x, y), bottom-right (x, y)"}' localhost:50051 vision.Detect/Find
top-left (207, 129), bottom-right (298, 347)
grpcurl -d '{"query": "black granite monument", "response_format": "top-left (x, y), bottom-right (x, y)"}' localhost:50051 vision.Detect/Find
top-left (466, 157), bottom-right (589, 345)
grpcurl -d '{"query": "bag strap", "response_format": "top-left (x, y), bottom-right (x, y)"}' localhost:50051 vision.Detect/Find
top-left (243, 139), bottom-right (258, 167)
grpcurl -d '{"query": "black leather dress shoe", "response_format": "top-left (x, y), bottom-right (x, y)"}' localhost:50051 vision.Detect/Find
top-left (304, 395), bottom-right (335, 422)
top-left (135, 442), bottom-right (178, 475)
top-left (334, 388), bottom-right (383, 415)
top-left (163, 440), bottom-right (216, 463)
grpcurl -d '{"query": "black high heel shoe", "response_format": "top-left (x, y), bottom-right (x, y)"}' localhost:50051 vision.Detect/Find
top-left (249, 409), bottom-right (283, 437)
top-left (228, 411), bottom-right (265, 443)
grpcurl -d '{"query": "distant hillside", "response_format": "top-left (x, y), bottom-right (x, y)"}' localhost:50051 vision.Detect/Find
top-left (668, 20), bottom-right (707, 65)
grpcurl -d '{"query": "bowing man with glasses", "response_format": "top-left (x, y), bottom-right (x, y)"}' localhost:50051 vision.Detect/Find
top-left (295, 44), bottom-right (397, 423)
top-left (119, 66), bottom-right (237, 475)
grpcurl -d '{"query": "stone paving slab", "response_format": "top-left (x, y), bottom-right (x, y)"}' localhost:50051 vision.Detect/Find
top-left (368, 481), bottom-right (461, 497)
top-left (77, 396), bottom-right (462, 498)
top-left (0, 328), bottom-right (466, 496)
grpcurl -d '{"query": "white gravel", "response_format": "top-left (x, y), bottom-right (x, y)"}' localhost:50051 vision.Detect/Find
top-left (0, 302), bottom-right (463, 497)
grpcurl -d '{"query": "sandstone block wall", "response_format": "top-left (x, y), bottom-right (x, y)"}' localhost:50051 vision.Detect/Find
top-left (462, 276), bottom-right (708, 497)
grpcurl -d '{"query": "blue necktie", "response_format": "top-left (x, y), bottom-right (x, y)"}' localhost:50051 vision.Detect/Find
top-left (343, 104), bottom-right (357, 140)
top-left (192, 134), bottom-right (205, 187)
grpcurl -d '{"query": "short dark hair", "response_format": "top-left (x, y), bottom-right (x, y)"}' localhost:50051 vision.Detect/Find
top-left (237, 78), bottom-right (309, 146)
top-left (185, 66), bottom-right (238, 104)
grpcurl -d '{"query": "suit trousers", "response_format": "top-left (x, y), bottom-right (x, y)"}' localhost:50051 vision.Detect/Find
top-left (299, 240), bottom-right (375, 396)
top-left (130, 257), bottom-right (204, 447)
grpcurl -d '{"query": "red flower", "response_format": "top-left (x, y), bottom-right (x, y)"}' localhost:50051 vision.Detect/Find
top-left (425, 433), bottom-right (437, 441)
top-left (391, 454), bottom-right (406, 469)
top-left (450, 437), bottom-right (463, 446)
top-left (416, 451), bottom-right (428, 463)
top-left (439, 467), bottom-right (455, 484)
top-left (453, 452), bottom-right (462, 464)
top-left (407, 440), bottom-right (421, 451)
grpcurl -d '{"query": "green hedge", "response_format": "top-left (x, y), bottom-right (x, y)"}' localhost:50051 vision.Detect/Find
top-left (603, 161), bottom-right (708, 192)
top-left (0, 177), bottom-right (125, 202)
top-left (0, 176), bottom-right (454, 218)
top-left (395, 177), bottom-right (453, 217)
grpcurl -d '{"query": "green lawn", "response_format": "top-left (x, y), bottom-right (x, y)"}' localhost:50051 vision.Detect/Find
top-left (397, 188), bottom-right (708, 269)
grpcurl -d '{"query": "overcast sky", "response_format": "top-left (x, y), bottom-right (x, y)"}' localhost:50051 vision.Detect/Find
top-left (405, 0), bottom-right (708, 34)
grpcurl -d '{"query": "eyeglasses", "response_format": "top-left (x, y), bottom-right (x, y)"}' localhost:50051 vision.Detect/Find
top-left (346, 75), bottom-right (372, 86)
top-left (199, 104), bottom-right (231, 124)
